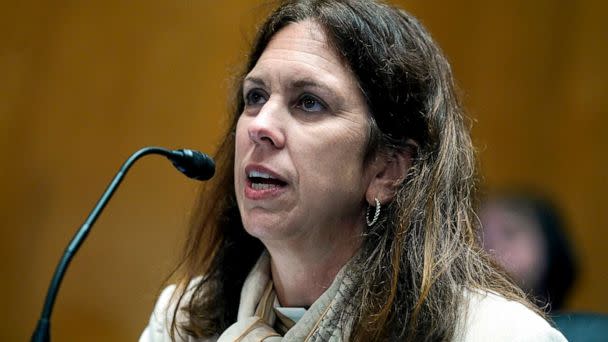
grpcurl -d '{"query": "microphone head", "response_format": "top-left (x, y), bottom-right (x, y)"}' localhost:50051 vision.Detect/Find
top-left (170, 149), bottom-right (215, 181)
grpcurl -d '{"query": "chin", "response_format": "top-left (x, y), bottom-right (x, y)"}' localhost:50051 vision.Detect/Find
top-left (241, 216), bottom-right (292, 242)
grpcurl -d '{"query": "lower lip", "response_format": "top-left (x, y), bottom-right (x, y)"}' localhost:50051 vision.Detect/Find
top-left (244, 179), bottom-right (287, 200)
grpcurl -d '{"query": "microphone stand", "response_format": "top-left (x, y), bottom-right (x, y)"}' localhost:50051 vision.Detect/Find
top-left (31, 146), bottom-right (211, 342)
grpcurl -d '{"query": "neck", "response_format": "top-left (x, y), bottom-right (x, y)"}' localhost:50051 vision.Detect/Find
top-left (265, 227), bottom-right (362, 307)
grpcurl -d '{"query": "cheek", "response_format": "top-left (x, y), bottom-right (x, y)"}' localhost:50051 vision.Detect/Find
top-left (234, 117), bottom-right (248, 156)
top-left (234, 118), bottom-right (248, 188)
top-left (296, 126), bottom-right (368, 191)
top-left (317, 120), bottom-right (368, 156)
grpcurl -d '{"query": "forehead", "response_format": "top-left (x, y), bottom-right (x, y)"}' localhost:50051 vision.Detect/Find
top-left (263, 20), bottom-right (330, 56)
top-left (251, 20), bottom-right (357, 85)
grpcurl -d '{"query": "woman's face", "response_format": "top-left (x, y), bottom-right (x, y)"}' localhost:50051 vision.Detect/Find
top-left (234, 20), bottom-right (374, 247)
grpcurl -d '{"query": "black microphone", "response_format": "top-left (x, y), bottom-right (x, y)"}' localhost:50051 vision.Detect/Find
top-left (167, 148), bottom-right (215, 181)
top-left (31, 146), bottom-right (215, 342)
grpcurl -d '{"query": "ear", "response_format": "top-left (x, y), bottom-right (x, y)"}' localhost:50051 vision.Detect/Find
top-left (365, 140), bottom-right (416, 205)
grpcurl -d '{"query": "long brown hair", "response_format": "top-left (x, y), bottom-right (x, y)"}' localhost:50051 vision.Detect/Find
top-left (168, 1), bottom-right (539, 340)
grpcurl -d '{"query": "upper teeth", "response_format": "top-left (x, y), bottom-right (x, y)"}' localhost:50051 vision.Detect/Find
top-left (248, 170), bottom-right (274, 179)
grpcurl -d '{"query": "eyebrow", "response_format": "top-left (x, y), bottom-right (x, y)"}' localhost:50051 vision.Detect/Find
top-left (243, 76), bottom-right (339, 100)
top-left (243, 76), bottom-right (266, 88)
top-left (291, 78), bottom-right (338, 97)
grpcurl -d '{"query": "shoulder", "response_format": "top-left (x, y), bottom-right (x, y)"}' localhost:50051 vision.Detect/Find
top-left (139, 277), bottom-right (213, 342)
top-left (456, 290), bottom-right (567, 342)
top-left (139, 284), bottom-right (179, 342)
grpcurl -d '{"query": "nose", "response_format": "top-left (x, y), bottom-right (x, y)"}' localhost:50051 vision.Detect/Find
top-left (247, 100), bottom-right (286, 149)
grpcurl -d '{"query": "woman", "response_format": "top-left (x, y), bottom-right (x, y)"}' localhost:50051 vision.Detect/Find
top-left (141, 0), bottom-right (567, 341)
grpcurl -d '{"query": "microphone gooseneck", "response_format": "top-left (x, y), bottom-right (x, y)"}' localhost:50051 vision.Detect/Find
top-left (31, 146), bottom-right (214, 342)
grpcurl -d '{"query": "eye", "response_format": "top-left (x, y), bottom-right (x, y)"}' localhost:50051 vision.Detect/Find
top-left (244, 89), bottom-right (267, 106)
top-left (296, 94), bottom-right (327, 113)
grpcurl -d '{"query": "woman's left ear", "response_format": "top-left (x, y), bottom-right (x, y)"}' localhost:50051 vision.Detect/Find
top-left (366, 140), bottom-right (416, 204)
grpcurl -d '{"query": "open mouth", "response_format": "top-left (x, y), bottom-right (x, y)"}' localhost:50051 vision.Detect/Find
top-left (247, 170), bottom-right (287, 190)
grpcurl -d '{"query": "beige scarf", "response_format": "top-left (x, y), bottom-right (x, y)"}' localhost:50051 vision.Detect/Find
top-left (216, 252), bottom-right (353, 341)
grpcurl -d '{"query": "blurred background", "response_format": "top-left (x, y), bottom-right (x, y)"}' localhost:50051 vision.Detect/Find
top-left (1, 0), bottom-right (606, 340)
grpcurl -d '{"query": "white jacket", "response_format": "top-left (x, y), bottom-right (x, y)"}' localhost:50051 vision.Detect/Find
top-left (140, 254), bottom-right (567, 341)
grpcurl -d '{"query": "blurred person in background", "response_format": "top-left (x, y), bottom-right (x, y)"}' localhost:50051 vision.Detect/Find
top-left (479, 192), bottom-right (578, 311)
